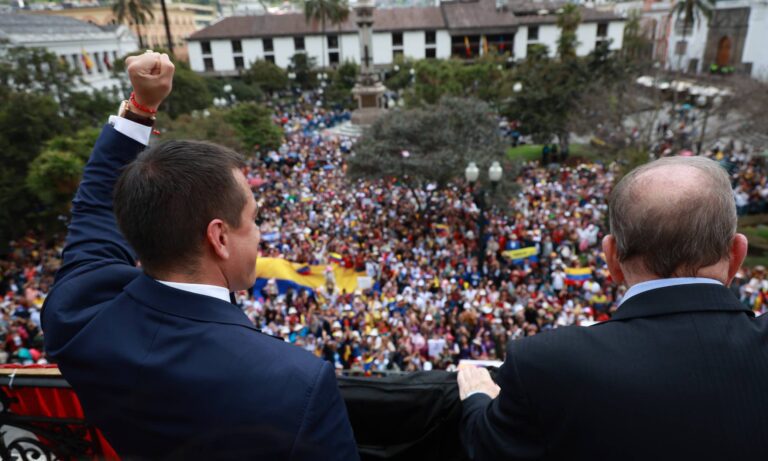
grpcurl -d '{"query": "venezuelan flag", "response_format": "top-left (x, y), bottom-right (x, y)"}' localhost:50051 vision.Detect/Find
top-left (434, 224), bottom-right (449, 237)
top-left (328, 253), bottom-right (343, 264)
top-left (254, 258), bottom-right (360, 295)
top-left (502, 246), bottom-right (539, 262)
top-left (565, 267), bottom-right (592, 285)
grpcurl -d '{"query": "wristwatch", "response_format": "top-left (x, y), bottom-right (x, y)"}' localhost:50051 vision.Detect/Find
top-left (118, 100), bottom-right (156, 127)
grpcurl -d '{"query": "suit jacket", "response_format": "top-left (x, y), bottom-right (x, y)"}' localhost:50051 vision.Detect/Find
top-left (42, 125), bottom-right (359, 460)
top-left (461, 283), bottom-right (768, 460)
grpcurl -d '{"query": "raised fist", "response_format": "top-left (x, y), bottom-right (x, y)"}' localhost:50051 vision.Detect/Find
top-left (125, 51), bottom-right (175, 115)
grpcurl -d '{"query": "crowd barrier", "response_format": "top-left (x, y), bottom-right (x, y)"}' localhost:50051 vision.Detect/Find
top-left (0, 366), bottom-right (471, 461)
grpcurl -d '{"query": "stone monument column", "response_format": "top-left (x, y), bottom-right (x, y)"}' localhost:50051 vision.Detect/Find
top-left (351, 0), bottom-right (387, 126)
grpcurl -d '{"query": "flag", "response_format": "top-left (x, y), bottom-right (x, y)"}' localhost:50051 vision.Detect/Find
top-left (498, 35), bottom-right (505, 52)
top-left (81, 49), bottom-right (93, 71)
top-left (328, 252), bottom-right (343, 264)
top-left (261, 231), bottom-right (280, 243)
top-left (565, 267), bottom-right (592, 285)
top-left (253, 257), bottom-right (360, 295)
top-left (502, 246), bottom-right (539, 262)
top-left (103, 52), bottom-right (112, 70)
top-left (434, 223), bottom-right (449, 237)
top-left (464, 36), bottom-right (471, 58)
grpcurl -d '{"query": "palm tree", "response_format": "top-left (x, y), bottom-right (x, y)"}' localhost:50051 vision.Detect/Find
top-left (672, 0), bottom-right (713, 70)
top-left (112, 0), bottom-right (155, 49)
top-left (303, 0), bottom-right (348, 69)
top-left (328, 0), bottom-right (350, 64)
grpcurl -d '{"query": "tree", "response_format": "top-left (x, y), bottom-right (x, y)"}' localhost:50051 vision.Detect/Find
top-left (26, 150), bottom-right (84, 210)
top-left (288, 53), bottom-right (318, 89)
top-left (243, 59), bottom-right (289, 94)
top-left (225, 103), bottom-right (284, 154)
top-left (556, 4), bottom-right (581, 60)
top-left (112, 0), bottom-right (155, 49)
top-left (303, 0), bottom-right (348, 68)
top-left (349, 97), bottom-right (515, 204)
top-left (404, 59), bottom-right (463, 106)
top-left (158, 109), bottom-right (245, 152)
top-left (672, 0), bottom-right (713, 63)
top-left (325, 60), bottom-right (358, 108)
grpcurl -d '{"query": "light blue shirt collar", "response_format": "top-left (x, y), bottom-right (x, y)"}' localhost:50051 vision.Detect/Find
top-left (619, 277), bottom-right (723, 306)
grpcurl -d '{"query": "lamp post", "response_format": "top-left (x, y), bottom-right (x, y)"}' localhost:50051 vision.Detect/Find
top-left (465, 161), bottom-right (503, 272)
top-left (696, 94), bottom-right (723, 155)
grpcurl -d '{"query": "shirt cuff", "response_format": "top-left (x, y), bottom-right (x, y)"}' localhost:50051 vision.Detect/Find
top-left (108, 115), bottom-right (152, 146)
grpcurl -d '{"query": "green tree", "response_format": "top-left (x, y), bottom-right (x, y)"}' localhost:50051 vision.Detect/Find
top-left (404, 59), bottom-right (463, 106)
top-left (672, 0), bottom-right (713, 53)
top-left (158, 109), bottom-right (245, 153)
top-left (349, 97), bottom-right (515, 204)
top-left (112, 0), bottom-right (155, 49)
top-left (225, 103), bottom-right (283, 154)
top-left (288, 53), bottom-right (318, 89)
top-left (242, 59), bottom-right (289, 94)
top-left (556, 4), bottom-right (581, 59)
top-left (26, 150), bottom-right (84, 209)
top-left (325, 60), bottom-right (358, 108)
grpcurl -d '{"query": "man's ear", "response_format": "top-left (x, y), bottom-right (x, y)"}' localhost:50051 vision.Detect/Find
top-left (206, 219), bottom-right (230, 260)
top-left (602, 234), bottom-right (625, 284)
top-left (726, 233), bottom-right (748, 286)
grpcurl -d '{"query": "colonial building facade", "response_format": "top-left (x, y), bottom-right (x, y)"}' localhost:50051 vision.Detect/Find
top-left (0, 14), bottom-right (138, 92)
top-left (187, 0), bottom-right (625, 76)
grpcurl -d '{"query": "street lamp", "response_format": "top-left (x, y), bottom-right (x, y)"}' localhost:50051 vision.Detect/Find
top-left (696, 94), bottom-right (724, 155)
top-left (464, 161), bottom-right (504, 272)
top-left (512, 82), bottom-right (523, 93)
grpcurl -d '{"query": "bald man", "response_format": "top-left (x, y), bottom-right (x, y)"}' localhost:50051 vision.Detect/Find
top-left (457, 156), bottom-right (768, 460)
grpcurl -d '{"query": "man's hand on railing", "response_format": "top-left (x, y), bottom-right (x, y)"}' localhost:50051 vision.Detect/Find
top-left (457, 363), bottom-right (500, 400)
top-left (125, 51), bottom-right (175, 116)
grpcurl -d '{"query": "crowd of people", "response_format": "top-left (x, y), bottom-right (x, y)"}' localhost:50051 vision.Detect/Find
top-left (1, 97), bottom-right (766, 371)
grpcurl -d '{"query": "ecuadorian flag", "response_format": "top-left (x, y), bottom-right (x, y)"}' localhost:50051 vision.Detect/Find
top-left (565, 267), bottom-right (592, 285)
top-left (254, 258), bottom-right (360, 295)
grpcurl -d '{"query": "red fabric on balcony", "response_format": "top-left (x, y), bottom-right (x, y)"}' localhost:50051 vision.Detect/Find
top-left (0, 364), bottom-right (119, 459)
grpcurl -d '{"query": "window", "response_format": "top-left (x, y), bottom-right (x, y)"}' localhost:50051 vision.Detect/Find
top-left (265, 55), bottom-right (275, 64)
top-left (204, 57), bottom-right (214, 71)
top-left (71, 53), bottom-right (80, 71)
top-left (294, 36), bottom-right (305, 51)
top-left (392, 32), bottom-right (403, 47)
top-left (393, 49), bottom-right (404, 59)
top-left (426, 48), bottom-right (436, 58)
top-left (234, 56), bottom-right (245, 70)
top-left (263, 38), bottom-right (274, 52)
top-left (527, 26), bottom-right (539, 41)
top-left (425, 30), bottom-right (436, 45)
top-left (327, 35), bottom-right (339, 49)
top-left (201, 41), bottom-right (211, 54)
top-left (597, 23), bottom-right (608, 38)
top-left (232, 39), bottom-right (242, 53)
top-left (329, 51), bottom-right (340, 65)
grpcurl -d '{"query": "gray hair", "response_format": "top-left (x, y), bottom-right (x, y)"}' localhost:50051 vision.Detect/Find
top-left (608, 156), bottom-right (736, 278)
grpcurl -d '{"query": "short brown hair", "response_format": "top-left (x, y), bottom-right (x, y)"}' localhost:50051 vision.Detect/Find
top-left (114, 140), bottom-right (247, 275)
top-left (608, 156), bottom-right (736, 278)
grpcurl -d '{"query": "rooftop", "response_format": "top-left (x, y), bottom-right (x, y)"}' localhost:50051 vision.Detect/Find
top-left (189, 0), bottom-right (623, 41)
top-left (0, 13), bottom-right (118, 42)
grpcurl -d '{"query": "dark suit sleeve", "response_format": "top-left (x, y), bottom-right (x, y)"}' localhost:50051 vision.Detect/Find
top-left (56, 124), bottom-right (145, 284)
top-left (460, 344), bottom-right (547, 460)
top-left (290, 362), bottom-right (360, 461)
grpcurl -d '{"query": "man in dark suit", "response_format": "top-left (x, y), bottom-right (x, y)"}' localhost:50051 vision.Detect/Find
top-left (42, 52), bottom-right (358, 460)
top-left (458, 156), bottom-right (768, 460)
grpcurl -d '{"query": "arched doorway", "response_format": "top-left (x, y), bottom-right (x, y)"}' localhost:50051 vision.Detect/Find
top-left (716, 36), bottom-right (732, 67)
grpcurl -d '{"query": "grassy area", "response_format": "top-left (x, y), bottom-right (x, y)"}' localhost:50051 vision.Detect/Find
top-left (507, 143), bottom-right (594, 162)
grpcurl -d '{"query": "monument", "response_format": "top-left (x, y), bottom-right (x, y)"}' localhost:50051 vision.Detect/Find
top-left (350, 0), bottom-right (387, 127)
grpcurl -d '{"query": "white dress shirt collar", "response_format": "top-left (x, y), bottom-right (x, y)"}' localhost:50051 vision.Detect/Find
top-left (156, 280), bottom-right (231, 303)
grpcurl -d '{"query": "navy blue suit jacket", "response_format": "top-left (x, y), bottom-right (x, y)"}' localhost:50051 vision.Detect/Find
top-left (460, 283), bottom-right (768, 460)
top-left (42, 125), bottom-right (359, 460)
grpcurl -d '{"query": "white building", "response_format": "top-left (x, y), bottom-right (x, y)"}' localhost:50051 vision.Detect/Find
top-left (0, 14), bottom-right (138, 91)
top-left (187, 0), bottom-right (625, 75)
top-left (618, 0), bottom-right (768, 80)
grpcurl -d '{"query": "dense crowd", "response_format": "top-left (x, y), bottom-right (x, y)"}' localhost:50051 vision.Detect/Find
top-left (1, 98), bottom-right (766, 371)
